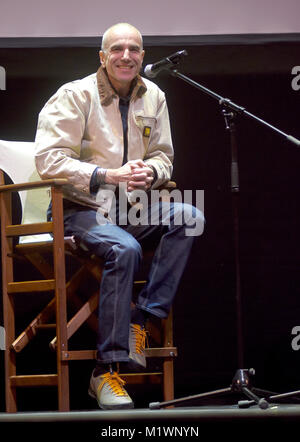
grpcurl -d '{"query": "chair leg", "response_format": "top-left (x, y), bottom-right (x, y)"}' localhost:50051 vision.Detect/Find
top-left (4, 304), bottom-right (17, 412)
top-left (52, 186), bottom-right (70, 411)
top-left (162, 310), bottom-right (175, 402)
top-left (1, 191), bottom-right (18, 412)
top-left (2, 254), bottom-right (18, 412)
top-left (163, 358), bottom-right (175, 402)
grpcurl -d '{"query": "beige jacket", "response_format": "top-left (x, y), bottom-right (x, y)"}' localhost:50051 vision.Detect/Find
top-left (35, 66), bottom-right (174, 215)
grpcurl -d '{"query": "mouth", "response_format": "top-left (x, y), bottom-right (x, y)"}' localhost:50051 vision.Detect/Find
top-left (116, 65), bottom-right (134, 70)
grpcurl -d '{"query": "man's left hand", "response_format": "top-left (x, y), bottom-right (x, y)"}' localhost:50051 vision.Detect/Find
top-left (127, 162), bottom-right (154, 192)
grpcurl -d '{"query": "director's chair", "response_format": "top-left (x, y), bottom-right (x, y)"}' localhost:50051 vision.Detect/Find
top-left (0, 139), bottom-right (177, 412)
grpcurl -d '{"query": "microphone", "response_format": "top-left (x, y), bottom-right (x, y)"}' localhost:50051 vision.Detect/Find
top-left (144, 50), bottom-right (187, 78)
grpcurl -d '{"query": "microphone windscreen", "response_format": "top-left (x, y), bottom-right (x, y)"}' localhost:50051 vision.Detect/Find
top-left (144, 64), bottom-right (156, 78)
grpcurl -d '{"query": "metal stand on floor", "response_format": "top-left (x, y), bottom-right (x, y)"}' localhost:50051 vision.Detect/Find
top-left (148, 52), bottom-right (300, 410)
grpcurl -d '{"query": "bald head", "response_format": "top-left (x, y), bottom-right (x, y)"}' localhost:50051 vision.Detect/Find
top-left (101, 23), bottom-right (143, 52)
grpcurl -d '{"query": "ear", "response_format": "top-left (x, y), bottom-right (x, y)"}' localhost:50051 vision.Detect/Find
top-left (99, 50), bottom-right (106, 66)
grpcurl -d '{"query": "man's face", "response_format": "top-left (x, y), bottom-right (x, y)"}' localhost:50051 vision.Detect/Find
top-left (100, 26), bottom-right (145, 94)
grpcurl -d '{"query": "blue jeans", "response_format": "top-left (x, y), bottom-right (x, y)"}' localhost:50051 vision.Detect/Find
top-left (63, 200), bottom-right (204, 364)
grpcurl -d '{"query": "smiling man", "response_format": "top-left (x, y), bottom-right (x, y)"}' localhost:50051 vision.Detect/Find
top-left (35, 23), bottom-right (204, 410)
top-left (100, 23), bottom-right (145, 97)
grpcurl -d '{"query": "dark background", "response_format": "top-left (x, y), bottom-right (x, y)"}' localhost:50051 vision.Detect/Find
top-left (1, 34), bottom-right (300, 411)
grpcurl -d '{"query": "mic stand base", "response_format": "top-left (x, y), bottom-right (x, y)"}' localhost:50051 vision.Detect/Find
top-left (149, 369), bottom-right (300, 410)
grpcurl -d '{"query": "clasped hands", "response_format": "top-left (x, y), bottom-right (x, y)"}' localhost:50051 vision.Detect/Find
top-left (106, 159), bottom-right (154, 192)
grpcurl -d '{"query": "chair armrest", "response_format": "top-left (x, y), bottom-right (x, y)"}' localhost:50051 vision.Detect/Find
top-left (157, 180), bottom-right (177, 191)
top-left (0, 178), bottom-right (68, 193)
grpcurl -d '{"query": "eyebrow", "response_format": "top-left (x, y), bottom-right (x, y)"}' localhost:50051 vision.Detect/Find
top-left (110, 44), bottom-right (142, 51)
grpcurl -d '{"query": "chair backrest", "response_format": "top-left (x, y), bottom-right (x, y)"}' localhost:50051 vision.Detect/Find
top-left (0, 140), bottom-right (52, 243)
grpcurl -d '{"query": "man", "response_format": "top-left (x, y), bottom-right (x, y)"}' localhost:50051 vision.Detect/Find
top-left (35, 23), bottom-right (204, 409)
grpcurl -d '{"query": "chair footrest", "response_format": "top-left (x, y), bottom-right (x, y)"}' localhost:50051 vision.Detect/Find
top-left (121, 373), bottom-right (163, 384)
top-left (36, 324), bottom-right (56, 330)
top-left (60, 347), bottom-right (178, 361)
top-left (61, 350), bottom-right (97, 360)
top-left (8, 280), bottom-right (55, 293)
top-left (10, 374), bottom-right (58, 387)
top-left (145, 347), bottom-right (177, 358)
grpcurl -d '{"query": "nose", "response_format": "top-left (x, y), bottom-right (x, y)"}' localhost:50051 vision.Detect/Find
top-left (121, 48), bottom-right (130, 60)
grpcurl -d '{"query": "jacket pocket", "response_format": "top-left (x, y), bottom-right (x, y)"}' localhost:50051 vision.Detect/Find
top-left (133, 113), bottom-right (157, 154)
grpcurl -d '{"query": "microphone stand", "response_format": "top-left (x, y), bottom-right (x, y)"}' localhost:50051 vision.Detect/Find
top-left (149, 65), bottom-right (300, 410)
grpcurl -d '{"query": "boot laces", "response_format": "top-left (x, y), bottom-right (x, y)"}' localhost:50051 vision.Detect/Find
top-left (99, 371), bottom-right (127, 397)
top-left (132, 324), bottom-right (147, 354)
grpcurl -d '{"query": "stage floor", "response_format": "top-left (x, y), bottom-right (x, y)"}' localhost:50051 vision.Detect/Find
top-left (1, 404), bottom-right (300, 440)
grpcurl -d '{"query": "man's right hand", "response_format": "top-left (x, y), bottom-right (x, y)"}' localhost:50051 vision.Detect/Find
top-left (105, 159), bottom-right (154, 191)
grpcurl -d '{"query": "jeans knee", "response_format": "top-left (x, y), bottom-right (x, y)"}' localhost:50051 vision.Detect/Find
top-left (113, 236), bottom-right (142, 264)
top-left (173, 203), bottom-right (205, 237)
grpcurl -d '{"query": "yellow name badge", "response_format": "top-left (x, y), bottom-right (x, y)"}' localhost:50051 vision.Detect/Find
top-left (143, 126), bottom-right (151, 138)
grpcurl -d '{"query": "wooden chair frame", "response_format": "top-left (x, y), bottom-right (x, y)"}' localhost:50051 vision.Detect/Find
top-left (0, 169), bottom-right (177, 412)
